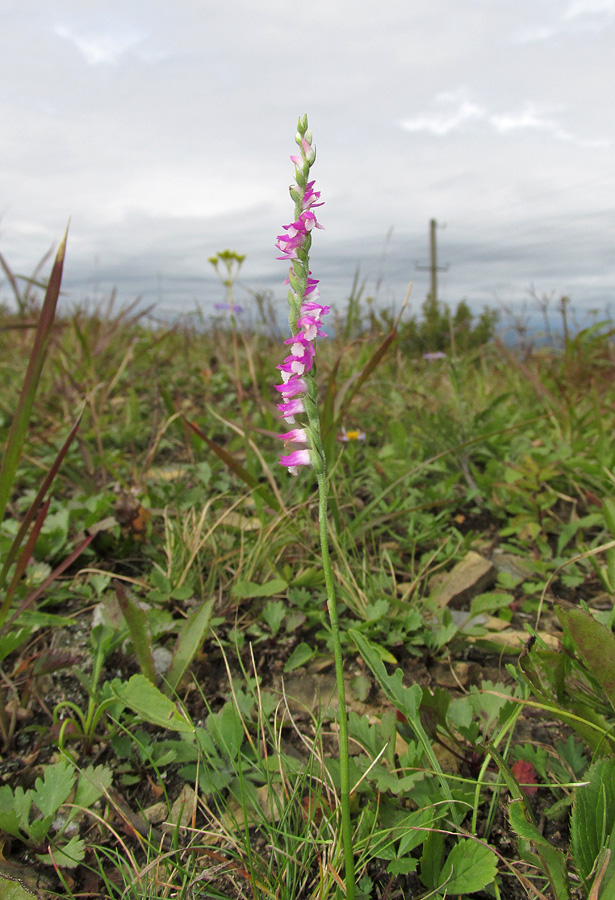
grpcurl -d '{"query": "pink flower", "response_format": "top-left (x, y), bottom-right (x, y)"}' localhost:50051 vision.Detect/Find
top-left (274, 376), bottom-right (307, 398)
top-left (278, 428), bottom-right (309, 444)
top-left (300, 301), bottom-right (330, 320)
top-left (275, 126), bottom-right (328, 475)
top-left (277, 340), bottom-right (316, 377)
top-left (279, 448), bottom-right (312, 476)
top-left (277, 398), bottom-right (306, 423)
top-left (303, 181), bottom-right (323, 209)
top-left (296, 313), bottom-right (327, 342)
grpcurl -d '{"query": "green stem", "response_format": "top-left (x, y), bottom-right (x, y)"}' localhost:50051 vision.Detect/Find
top-left (317, 470), bottom-right (355, 900)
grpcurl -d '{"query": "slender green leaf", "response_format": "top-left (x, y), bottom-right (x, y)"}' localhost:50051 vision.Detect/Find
top-left (283, 642), bottom-right (316, 672)
top-left (508, 800), bottom-right (571, 898)
top-left (185, 418), bottom-right (280, 510)
top-left (0, 411), bottom-right (83, 596)
top-left (114, 582), bottom-right (156, 684)
top-left (165, 597), bottom-right (215, 693)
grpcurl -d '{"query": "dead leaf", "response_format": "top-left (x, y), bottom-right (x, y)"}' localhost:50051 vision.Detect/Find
top-left (468, 630), bottom-right (559, 651)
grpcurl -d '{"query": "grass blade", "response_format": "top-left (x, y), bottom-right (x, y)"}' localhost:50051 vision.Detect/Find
top-left (0, 227), bottom-right (68, 527)
top-left (185, 418), bottom-right (280, 511)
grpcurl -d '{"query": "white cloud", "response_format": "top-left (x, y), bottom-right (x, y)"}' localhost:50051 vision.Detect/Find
top-left (565, 0), bottom-right (615, 21)
top-left (400, 90), bottom-right (486, 135)
top-left (491, 104), bottom-right (572, 140)
top-left (400, 92), bottom-right (609, 147)
top-left (55, 23), bottom-right (144, 65)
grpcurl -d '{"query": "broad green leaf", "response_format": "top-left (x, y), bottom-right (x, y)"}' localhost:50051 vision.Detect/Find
top-left (112, 674), bottom-right (195, 733)
top-left (363, 599), bottom-right (389, 622)
top-left (438, 840), bottom-right (497, 893)
top-left (387, 858), bottom-right (418, 875)
top-left (73, 764), bottom-right (113, 811)
top-left (206, 703), bottom-right (244, 759)
top-left (556, 601), bottom-right (615, 714)
top-left (28, 815), bottom-right (53, 843)
top-left (397, 807), bottom-right (435, 855)
top-left (556, 736), bottom-right (587, 777)
top-left (42, 835), bottom-right (86, 869)
top-left (365, 764), bottom-right (422, 795)
top-left (0, 785), bottom-right (28, 838)
top-left (470, 591), bottom-right (515, 616)
top-left (262, 599), bottom-right (286, 635)
top-left (467, 681), bottom-right (514, 735)
top-left (31, 761), bottom-right (74, 817)
top-left (571, 757), bottom-right (615, 887)
top-left (283, 641), bottom-right (315, 672)
top-left (0, 875), bottom-right (37, 899)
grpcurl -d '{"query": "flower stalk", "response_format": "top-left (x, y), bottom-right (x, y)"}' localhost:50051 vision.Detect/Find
top-left (274, 116), bottom-right (355, 899)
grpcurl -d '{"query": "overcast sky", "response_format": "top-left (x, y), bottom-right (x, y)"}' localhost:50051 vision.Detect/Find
top-left (2, 0), bottom-right (614, 328)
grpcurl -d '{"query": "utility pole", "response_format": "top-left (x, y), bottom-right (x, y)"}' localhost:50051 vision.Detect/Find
top-left (416, 218), bottom-right (448, 303)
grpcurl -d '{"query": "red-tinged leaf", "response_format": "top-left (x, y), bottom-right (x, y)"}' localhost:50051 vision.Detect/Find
top-left (511, 760), bottom-right (539, 797)
top-left (0, 533), bottom-right (94, 637)
top-left (0, 500), bottom-right (51, 626)
top-left (0, 411), bottom-right (83, 596)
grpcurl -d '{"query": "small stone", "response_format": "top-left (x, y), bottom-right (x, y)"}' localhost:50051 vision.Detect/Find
top-left (153, 647), bottom-right (173, 675)
top-left (144, 801), bottom-right (168, 824)
top-left (169, 784), bottom-right (197, 828)
top-left (428, 552), bottom-right (497, 609)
